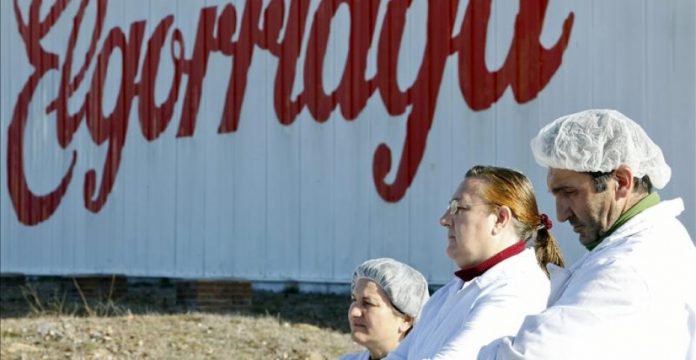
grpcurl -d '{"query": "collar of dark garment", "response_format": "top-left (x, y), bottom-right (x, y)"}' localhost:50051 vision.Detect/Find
top-left (454, 240), bottom-right (526, 282)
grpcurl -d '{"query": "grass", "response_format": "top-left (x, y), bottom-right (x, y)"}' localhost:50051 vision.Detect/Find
top-left (0, 278), bottom-right (361, 359)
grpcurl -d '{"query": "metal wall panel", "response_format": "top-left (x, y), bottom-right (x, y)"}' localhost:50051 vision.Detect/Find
top-left (1, 0), bottom-right (694, 284)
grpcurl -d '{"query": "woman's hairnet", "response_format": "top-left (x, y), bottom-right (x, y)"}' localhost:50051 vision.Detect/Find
top-left (530, 109), bottom-right (671, 189)
top-left (352, 258), bottom-right (429, 321)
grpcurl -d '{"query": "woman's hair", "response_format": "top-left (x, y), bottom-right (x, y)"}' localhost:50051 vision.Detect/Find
top-left (465, 165), bottom-right (565, 274)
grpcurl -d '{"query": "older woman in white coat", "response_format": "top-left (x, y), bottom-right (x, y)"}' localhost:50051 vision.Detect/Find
top-left (385, 165), bottom-right (564, 359)
top-left (340, 258), bottom-right (430, 360)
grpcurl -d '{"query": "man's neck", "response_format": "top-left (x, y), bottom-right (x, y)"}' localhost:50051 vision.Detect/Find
top-left (586, 192), bottom-right (660, 251)
top-left (622, 191), bottom-right (649, 214)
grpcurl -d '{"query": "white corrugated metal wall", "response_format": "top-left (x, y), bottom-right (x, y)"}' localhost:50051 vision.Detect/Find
top-left (1, 0), bottom-right (694, 285)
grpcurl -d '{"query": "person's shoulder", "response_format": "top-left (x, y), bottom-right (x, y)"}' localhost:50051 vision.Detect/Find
top-left (339, 351), bottom-right (370, 360)
top-left (590, 209), bottom-right (690, 271)
top-left (478, 249), bottom-right (549, 295)
top-left (481, 248), bottom-right (547, 284)
top-left (614, 197), bottom-right (689, 243)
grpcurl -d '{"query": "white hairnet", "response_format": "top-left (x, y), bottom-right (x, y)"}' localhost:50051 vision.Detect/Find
top-left (530, 109), bottom-right (671, 189)
top-left (352, 258), bottom-right (429, 321)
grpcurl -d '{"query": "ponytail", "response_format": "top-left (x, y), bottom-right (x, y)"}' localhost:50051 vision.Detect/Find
top-left (533, 228), bottom-right (564, 276)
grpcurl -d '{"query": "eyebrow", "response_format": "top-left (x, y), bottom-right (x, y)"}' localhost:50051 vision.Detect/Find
top-left (353, 293), bottom-right (377, 300)
top-left (358, 296), bottom-right (380, 304)
top-left (549, 186), bottom-right (574, 195)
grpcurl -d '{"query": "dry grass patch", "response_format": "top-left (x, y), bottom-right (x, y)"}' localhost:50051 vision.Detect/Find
top-left (1, 279), bottom-right (361, 359)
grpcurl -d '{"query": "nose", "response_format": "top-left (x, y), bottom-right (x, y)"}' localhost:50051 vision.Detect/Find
top-left (555, 197), bottom-right (572, 222)
top-left (440, 211), bottom-right (451, 227)
top-left (349, 303), bottom-right (362, 318)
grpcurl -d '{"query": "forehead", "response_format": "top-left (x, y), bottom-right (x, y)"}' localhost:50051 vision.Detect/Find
top-left (546, 168), bottom-right (591, 191)
top-left (353, 278), bottom-right (386, 298)
top-left (452, 178), bottom-right (485, 201)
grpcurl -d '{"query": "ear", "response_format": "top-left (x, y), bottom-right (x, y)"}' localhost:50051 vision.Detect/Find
top-left (399, 315), bottom-right (414, 333)
top-left (613, 165), bottom-right (634, 199)
top-left (492, 206), bottom-right (512, 235)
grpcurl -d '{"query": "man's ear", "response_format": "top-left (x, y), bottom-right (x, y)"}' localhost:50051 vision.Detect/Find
top-left (613, 165), bottom-right (634, 199)
top-left (492, 206), bottom-right (512, 235)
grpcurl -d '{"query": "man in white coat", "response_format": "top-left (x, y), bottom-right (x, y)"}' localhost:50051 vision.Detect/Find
top-left (479, 109), bottom-right (696, 359)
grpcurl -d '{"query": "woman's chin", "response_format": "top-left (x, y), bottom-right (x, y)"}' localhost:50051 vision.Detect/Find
top-left (350, 330), bottom-right (368, 344)
top-left (446, 247), bottom-right (464, 265)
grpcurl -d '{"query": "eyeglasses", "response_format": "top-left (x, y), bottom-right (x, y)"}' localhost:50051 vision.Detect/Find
top-left (447, 200), bottom-right (492, 216)
top-left (448, 200), bottom-right (465, 216)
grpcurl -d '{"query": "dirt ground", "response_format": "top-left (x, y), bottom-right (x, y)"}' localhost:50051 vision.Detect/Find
top-left (0, 278), bottom-right (362, 359)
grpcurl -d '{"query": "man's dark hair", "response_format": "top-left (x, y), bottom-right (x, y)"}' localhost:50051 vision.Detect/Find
top-left (587, 171), bottom-right (653, 194)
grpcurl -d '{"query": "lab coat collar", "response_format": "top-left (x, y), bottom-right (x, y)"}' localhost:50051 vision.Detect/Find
top-left (473, 248), bottom-right (537, 288)
top-left (593, 198), bottom-right (684, 252)
top-left (455, 241), bottom-right (526, 282)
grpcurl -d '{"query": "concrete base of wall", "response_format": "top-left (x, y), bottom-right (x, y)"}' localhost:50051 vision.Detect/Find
top-left (0, 273), bottom-right (26, 287)
top-left (0, 275), bottom-right (253, 312)
top-left (69, 275), bottom-right (128, 300)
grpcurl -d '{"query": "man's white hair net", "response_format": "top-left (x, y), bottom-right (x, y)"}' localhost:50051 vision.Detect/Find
top-left (530, 109), bottom-right (671, 189)
top-left (352, 258), bottom-right (429, 322)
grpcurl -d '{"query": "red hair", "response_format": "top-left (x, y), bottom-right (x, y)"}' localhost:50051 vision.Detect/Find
top-left (465, 165), bottom-right (564, 274)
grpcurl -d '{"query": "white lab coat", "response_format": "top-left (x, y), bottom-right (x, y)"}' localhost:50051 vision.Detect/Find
top-left (340, 351), bottom-right (370, 360)
top-left (479, 198), bottom-right (696, 360)
top-left (385, 248), bottom-right (549, 360)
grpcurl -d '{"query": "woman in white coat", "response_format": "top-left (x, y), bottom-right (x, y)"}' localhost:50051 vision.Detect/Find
top-left (385, 165), bottom-right (564, 359)
top-left (340, 258), bottom-right (430, 360)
